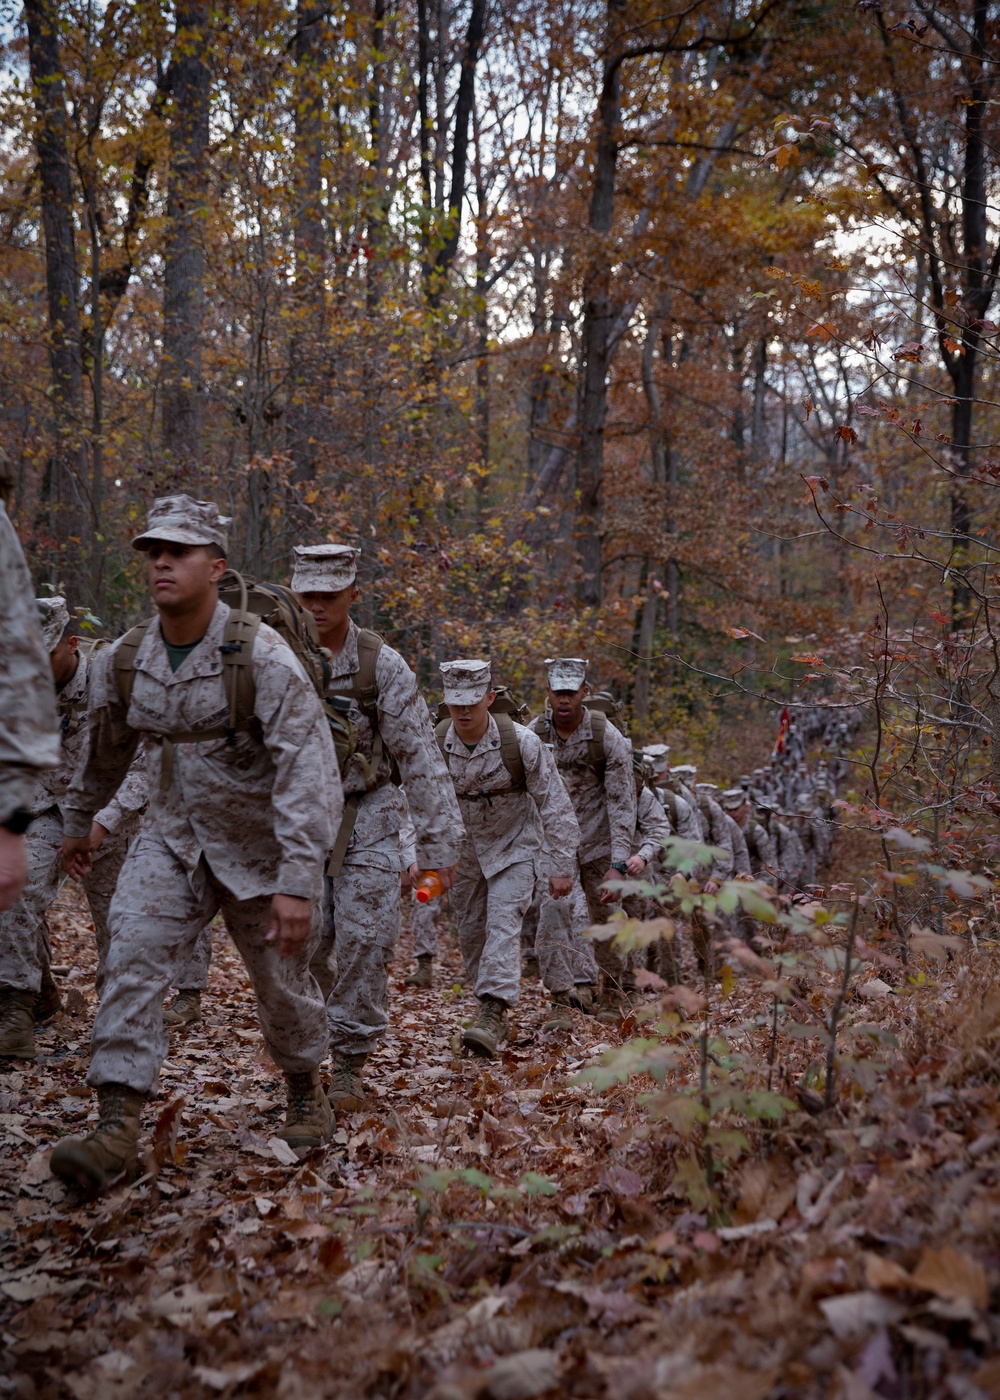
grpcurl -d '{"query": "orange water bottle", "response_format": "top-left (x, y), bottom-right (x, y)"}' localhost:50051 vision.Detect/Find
top-left (414, 871), bottom-right (445, 903)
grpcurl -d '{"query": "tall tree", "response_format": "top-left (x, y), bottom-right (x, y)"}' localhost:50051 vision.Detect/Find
top-left (288, 1), bottom-right (327, 486)
top-left (161, 0), bottom-right (210, 481)
top-left (24, 0), bottom-right (88, 603)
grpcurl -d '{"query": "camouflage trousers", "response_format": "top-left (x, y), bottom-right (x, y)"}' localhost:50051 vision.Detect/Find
top-left (314, 842), bottom-right (401, 1058)
top-left (170, 922), bottom-right (214, 991)
top-left (411, 895), bottom-right (440, 958)
top-left (89, 830), bottom-right (328, 1094)
top-left (534, 866), bottom-right (605, 995)
top-left (451, 858), bottom-right (533, 1007)
top-left (0, 805), bottom-right (140, 995)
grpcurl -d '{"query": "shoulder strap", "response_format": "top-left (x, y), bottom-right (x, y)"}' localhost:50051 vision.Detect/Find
top-left (435, 716), bottom-right (450, 760)
top-left (220, 608), bottom-right (262, 734)
top-left (588, 708), bottom-right (607, 772)
top-left (662, 787), bottom-right (679, 830)
top-left (113, 620), bottom-right (154, 708)
top-left (494, 713), bottom-right (526, 791)
top-left (354, 629), bottom-right (384, 718)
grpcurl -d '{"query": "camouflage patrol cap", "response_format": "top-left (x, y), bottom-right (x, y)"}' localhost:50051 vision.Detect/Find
top-left (36, 596), bottom-right (70, 652)
top-left (132, 494), bottom-right (231, 552)
top-left (671, 763), bottom-right (697, 778)
top-left (544, 657), bottom-right (588, 691)
top-left (291, 543), bottom-right (361, 593)
top-left (644, 742), bottom-right (670, 768)
top-left (721, 787), bottom-right (749, 811)
top-left (440, 658), bottom-right (492, 706)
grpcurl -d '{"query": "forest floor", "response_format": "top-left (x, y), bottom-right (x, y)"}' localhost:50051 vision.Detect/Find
top-left (1, 876), bottom-right (1000, 1400)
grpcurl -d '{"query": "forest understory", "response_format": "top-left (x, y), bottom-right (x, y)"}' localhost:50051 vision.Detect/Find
top-left (1, 856), bottom-right (999, 1400)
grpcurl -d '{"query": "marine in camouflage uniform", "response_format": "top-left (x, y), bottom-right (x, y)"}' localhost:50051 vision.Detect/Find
top-left (0, 598), bottom-right (148, 1059)
top-left (51, 496), bottom-right (342, 1195)
top-left (0, 479), bottom-right (60, 922)
top-left (529, 658), bottom-right (636, 1024)
top-left (294, 545), bottom-right (463, 1111)
top-left (437, 659), bottom-right (580, 1050)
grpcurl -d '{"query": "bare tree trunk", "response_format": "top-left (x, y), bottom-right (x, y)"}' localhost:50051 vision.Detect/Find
top-left (366, 0), bottom-right (388, 313)
top-left (162, 0), bottom-right (210, 482)
top-left (576, 0), bottom-right (626, 607)
top-left (288, 1), bottom-right (327, 488)
top-left (24, 0), bottom-right (88, 604)
top-left (473, 104), bottom-right (490, 524)
top-left (432, 0), bottom-right (486, 286)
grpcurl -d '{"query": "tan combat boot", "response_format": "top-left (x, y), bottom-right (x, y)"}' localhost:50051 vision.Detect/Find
top-left (328, 1052), bottom-right (368, 1112)
top-left (278, 1069), bottom-right (332, 1149)
top-left (569, 982), bottom-right (596, 1014)
top-left (34, 968), bottom-right (62, 1025)
top-left (463, 995), bottom-right (509, 1058)
top-left (594, 986), bottom-right (627, 1026)
top-left (403, 955), bottom-right (433, 989)
top-left (542, 991), bottom-right (574, 1032)
top-left (163, 990), bottom-right (202, 1027)
top-left (50, 1083), bottom-right (144, 1194)
top-left (0, 988), bottom-right (35, 1059)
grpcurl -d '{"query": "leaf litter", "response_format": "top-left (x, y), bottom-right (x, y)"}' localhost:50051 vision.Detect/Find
top-left (1, 879), bottom-right (999, 1397)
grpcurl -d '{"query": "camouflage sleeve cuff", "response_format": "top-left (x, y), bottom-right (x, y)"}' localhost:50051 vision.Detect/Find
top-left (275, 861), bottom-right (320, 901)
top-left (94, 801), bottom-right (123, 834)
top-left (62, 808), bottom-right (95, 840)
top-left (0, 768), bottom-right (35, 822)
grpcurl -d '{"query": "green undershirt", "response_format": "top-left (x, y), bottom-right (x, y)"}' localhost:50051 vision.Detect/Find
top-left (164, 636), bottom-right (204, 673)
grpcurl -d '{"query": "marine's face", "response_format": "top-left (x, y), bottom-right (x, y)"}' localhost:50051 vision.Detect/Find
top-left (548, 685), bottom-right (587, 730)
top-left (299, 586), bottom-right (359, 643)
top-left (145, 541), bottom-right (225, 612)
top-left (448, 690), bottom-right (496, 743)
top-left (49, 634), bottom-right (78, 687)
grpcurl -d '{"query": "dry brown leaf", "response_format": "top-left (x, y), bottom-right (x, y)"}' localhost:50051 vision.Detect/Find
top-left (663, 1366), bottom-right (780, 1400)
top-left (911, 1246), bottom-right (988, 1310)
top-left (864, 1252), bottom-right (913, 1291)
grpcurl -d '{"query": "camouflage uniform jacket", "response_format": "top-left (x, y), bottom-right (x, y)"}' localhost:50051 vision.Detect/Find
top-left (63, 600), bottom-right (341, 901)
top-left (743, 817), bottom-right (776, 877)
top-left (32, 647), bottom-right (148, 833)
top-left (725, 813), bottom-right (752, 878)
top-left (657, 787), bottom-right (702, 844)
top-left (697, 793), bottom-right (736, 883)
top-left (0, 504), bottom-right (60, 816)
top-left (529, 712), bottom-right (635, 866)
top-left (772, 818), bottom-right (807, 891)
top-left (633, 785), bottom-right (672, 864)
top-left (328, 621), bottom-right (462, 869)
top-left (440, 717), bottom-right (579, 880)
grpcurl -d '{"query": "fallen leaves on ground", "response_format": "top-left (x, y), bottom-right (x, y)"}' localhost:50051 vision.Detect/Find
top-left (2, 881), bottom-right (1000, 1398)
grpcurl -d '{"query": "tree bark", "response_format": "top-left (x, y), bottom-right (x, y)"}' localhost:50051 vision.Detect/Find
top-left (24, 0), bottom-right (88, 604)
top-left (432, 0), bottom-right (487, 284)
top-left (288, 1), bottom-right (327, 485)
top-left (576, 0), bottom-right (626, 607)
top-left (162, 0), bottom-right (210, 481)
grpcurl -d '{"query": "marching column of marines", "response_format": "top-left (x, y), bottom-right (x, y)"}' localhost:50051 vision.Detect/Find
top-left (0, 490), bottom-right (855, 1197)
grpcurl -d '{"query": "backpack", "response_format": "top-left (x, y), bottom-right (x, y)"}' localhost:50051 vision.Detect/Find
top-left (435, 685), bottom-right (528, 726)
top-left (587, 691), bottom-right (627, 737)
top-left (114, 569), bottom-right (331, 741)
top-left (435, 687), bottom-right (527, 793)
top-left (535, 705), bottom-right (608, 775)
top-left (61, 637), bottom-right (111, 736)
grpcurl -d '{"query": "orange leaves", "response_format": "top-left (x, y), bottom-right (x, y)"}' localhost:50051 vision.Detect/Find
top-left (942, 334), bottom-right (965, 356)
top-left (806, 322), bottom-right (837, 342)
top-left (892, 341), bottom-right (924, 364)
top-left (725, 625), bottom-right (765, 641)
top-left (835, 425), bottom-right (858, 444)
top-left (790, 653), bottom-right (825, 666)
top-left (762, 143), bottom-right (798, 171)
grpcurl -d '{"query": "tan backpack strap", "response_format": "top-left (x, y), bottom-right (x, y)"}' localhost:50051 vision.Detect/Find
top-left (435, 717), bottom-right (451, 761)
top-left (495, 713), bottom-right (526, 791)
top-left (588, 709), bottom-right (607, 773)
top-left (354, 629), bottom-right (384, 717)
top-left (327, 795), bottom-right (360, 879)
top-left (219, 608), bottom-right (261, 741)
top-left (113, 620), bottom-right (154, 709)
